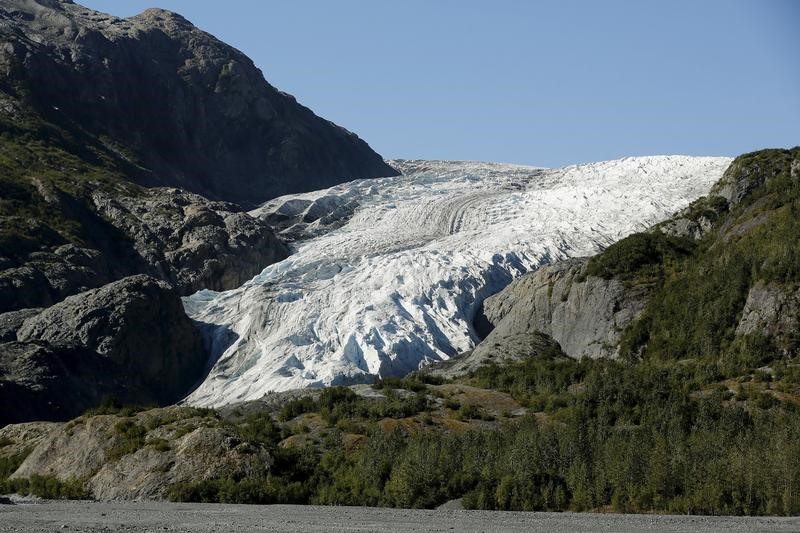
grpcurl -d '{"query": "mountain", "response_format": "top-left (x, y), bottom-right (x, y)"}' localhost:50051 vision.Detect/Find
top-left (4, 149), bottom-right (800, 515)
top-left (0, 0), bottom-right (397, 205)
top-left (0, 0), bottom-right (397, 420)
top-left (184, 156), bottom-right (730, 405)
top-left (0, 0), bottom-right (397, 314)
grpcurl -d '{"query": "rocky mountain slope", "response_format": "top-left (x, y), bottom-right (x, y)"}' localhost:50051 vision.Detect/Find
top-left (0, 0), bottom-right (398, 314)
top-left (0, 0), bottom-right (397, 205)
top-left (0, 0), bottom-right (399, 420)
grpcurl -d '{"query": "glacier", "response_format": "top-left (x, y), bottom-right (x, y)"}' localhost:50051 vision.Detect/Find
top-left (183, 156), bottom-right (732, 407)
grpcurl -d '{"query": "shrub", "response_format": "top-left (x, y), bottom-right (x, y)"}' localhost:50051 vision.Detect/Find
top-left (0, 475), bottom-right (90, 500)
top-left (0, 448), bottom-right (31, 481)
top-left (107, 420), bottom-right (147, 461)
top-left (83, 397), bottom-right (151, 418)
top-left (585, 232), bottom-right (694, 281)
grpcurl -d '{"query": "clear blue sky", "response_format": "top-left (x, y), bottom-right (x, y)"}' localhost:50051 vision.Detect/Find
top-left (82, 0), bottom-right (799, 167)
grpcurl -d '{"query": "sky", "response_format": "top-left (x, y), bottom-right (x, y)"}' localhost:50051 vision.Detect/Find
top-left (81, 0), bottom-right (799, 168)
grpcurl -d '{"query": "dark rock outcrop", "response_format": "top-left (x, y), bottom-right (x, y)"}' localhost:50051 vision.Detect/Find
top-left (0, 275), bottom-right (208, 424)
top-left (0, 0), bottom-right (398, 206)
top-left (0, 187), bottom-right (289, 313)
top-left (89, 188), bottom-right (290, 293)
top-left (0, 308), bottom-right (40, 342)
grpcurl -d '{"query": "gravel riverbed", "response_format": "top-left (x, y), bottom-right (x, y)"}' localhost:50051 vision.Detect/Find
top-left (1, 501), bottom-right (799, 532)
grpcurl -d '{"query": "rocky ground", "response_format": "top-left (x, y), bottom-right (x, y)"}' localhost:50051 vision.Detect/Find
top-left (0, 501), bottom-right (798, 532)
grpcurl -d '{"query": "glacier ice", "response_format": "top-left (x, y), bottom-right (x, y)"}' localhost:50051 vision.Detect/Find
top-left (184, 156), bottom-right (732, 407)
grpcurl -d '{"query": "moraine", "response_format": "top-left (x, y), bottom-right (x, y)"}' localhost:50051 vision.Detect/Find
top-left (183, 156), bottom-right (731, 406)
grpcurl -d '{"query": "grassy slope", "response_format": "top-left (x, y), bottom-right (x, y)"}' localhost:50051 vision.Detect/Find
top-left (0, 112), bottom-right (144, 263)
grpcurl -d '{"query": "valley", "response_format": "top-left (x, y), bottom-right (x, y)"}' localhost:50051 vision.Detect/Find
top-left (0, 0), bottom-right (798, 522)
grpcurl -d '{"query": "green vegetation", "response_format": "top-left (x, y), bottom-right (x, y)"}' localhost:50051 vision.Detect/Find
top-left (164, 350), bottom-right (800, 514)
top-left (163, 148), bottom-right (800, 515)
top-left (0, 475), bottom-right (89, 500)
top-left (0, 114), bottom-right (141, 262)
top-left (0, 447), bottom-right (31, 481)
top-left (585, 232), bottom-right (695, 282)
top-left (618, 147), bottom-right (800, 362)
top-left (83, 396), bottom-right (153, 418)
top-left (0, 445), bottom-right (89, 500)
top-left (166, 474), bottom-right (309, 505)
top-left (107, 419), bottom-right (147, 461)
top-left (278, 386), bottom-right (430, 425)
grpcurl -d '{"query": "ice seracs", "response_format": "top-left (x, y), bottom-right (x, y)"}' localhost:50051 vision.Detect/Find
top-left (184, 156), bottom-right (732, 407)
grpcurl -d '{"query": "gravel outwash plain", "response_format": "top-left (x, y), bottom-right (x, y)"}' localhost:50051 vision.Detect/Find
top-left (1, 502), bottom-right (799, 533)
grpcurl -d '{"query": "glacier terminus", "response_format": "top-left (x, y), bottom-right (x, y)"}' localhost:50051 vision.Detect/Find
top-left (184, 156), bottom-right (731, 407)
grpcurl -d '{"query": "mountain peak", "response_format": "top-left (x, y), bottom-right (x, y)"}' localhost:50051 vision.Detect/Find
top-left (132, 7), bottom-right (194, 30)
top-left (0, 0), bottom-right (398, 205)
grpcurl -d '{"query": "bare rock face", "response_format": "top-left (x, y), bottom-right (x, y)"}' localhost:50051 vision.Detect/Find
top-left (11, 407), bottom-right (272, 500)
top-left (425, 331), bottom-right (563, 379)
top-left (0, 420), bottom-right (59, 458)
top-left (476, 259), bottom-right (650, 361)
top-left (0, 275), bottom-right (208, 424)
top-left (658, 216), bottom-right (714, 241)
top-left (0, 0), bottom-right (398, 206)
top-left (736, 282), bottom-right (800, 355)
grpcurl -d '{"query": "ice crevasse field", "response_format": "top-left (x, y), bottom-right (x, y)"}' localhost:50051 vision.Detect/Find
top-left (184, 156), bottom-right (731, 407)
